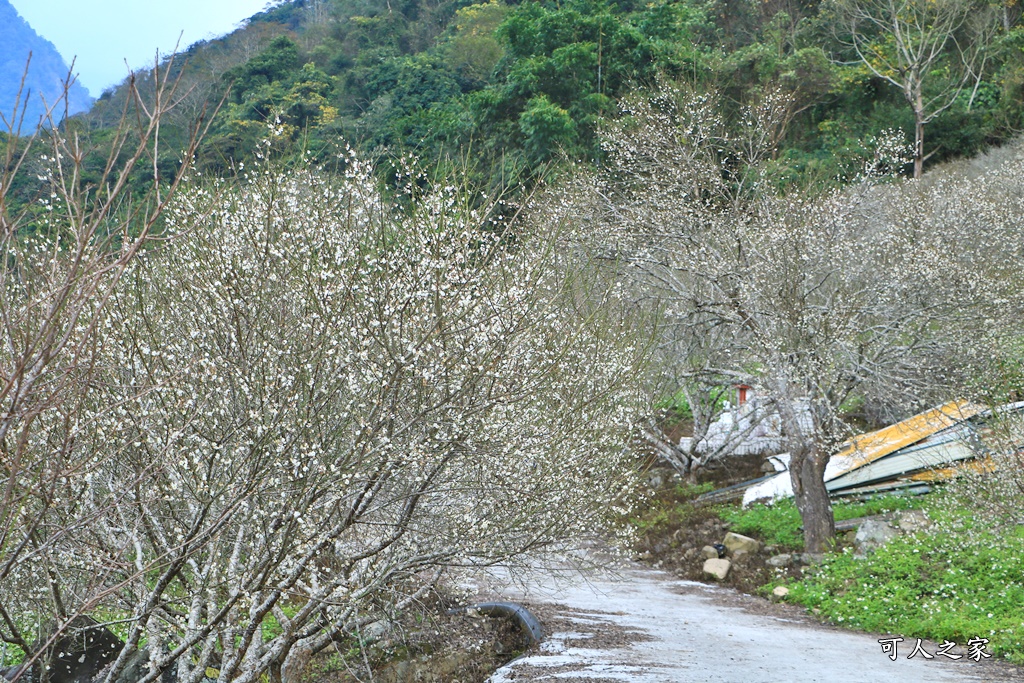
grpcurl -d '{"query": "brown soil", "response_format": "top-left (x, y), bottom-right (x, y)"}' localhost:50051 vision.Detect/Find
top-left (694, 450), bottom-right (771, 489)
top-left (304, 602), bottom-right (525, 683)
top-left (526, 603), bottom-right (652, 651)
top-left (634, 454), bottom-right (799, 595)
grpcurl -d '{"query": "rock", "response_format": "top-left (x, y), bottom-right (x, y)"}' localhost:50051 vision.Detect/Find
top-left (645, 470), bottom-right (667, 489)
top-left (772, 585), bottom-right (790, 598)
top-left (761, 461), bottom-right (777, 473)
top-left (896, 509), bottom-right (931, 533)
top-left (723, 532), bottom-right (761, 554)
top-left (795, 552), bottom-right (825, 566)
top-left (701, 545), bottom-right (719, 560)
top-left (854, 519), bottom-right (898, 554)
top-left (363, 620), bottom-right (391, 643)
top-left (702, 558), bottom-right (731, 580)
top-left (1, 665), bottom-right (25, 682)
top-left (26, 616), bottom-right (124, 683)
top-left (108, 649), bottom-right (178, 683)
top-left (767, 553), bottom-right (792, 568)
top-left (731, 549), bottom-right (749, 562)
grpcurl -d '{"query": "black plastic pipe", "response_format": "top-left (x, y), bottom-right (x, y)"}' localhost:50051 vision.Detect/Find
top-left (447, 601), bottom-right (543, 645)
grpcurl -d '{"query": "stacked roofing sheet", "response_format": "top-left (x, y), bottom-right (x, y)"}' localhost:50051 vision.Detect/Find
top-left (741, 400), bottom-right (1023, 505)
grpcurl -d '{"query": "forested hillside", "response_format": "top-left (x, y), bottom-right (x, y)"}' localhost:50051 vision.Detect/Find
top-left (6, 1), bottom-right (1024, 680)
top-left (0, 0), bottom-right (92, 127)
top-left (68, 0), bottom-right (1024, 193)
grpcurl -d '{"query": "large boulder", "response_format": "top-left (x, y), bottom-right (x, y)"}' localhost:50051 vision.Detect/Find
top-left (723, 532), bottom-right (761, 555)
top-left (26, 616), bottom-right (123, 683)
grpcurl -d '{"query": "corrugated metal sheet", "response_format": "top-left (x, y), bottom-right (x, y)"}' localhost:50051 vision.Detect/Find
top-left (826, 439), bottom-right (975, 492)
top-left (739, 401), bottom-right (1022, 506)
top-left (827, 400), bottom-right (984, 480)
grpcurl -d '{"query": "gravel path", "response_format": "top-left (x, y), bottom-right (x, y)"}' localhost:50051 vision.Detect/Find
top-left (475, 562), bottom-right (1024, 683)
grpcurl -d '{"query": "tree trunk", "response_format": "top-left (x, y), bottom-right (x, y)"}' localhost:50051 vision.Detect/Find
top-left (914, 99), bottom-right (925, 179)
top-left (789, 443), bottom-right (835, 553)
top-left (773, 384), bottom-right (835, 553)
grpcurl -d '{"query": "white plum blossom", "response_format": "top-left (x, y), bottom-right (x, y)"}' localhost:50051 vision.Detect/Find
top-left (2, 149), bottom-right (646, 683)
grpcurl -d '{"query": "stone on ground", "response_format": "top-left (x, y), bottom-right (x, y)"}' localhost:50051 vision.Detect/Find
top-left (723, 531), bottom-right (761, 554)
top-left (703, 558), bottom-right (731, 580)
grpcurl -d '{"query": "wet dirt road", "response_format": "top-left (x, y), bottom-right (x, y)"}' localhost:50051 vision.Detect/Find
top-left (478, 563), bottom-right (1023, 683)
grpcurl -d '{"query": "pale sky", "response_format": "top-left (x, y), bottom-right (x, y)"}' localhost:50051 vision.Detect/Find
top-left (9, 0), bottom-right (278, 97)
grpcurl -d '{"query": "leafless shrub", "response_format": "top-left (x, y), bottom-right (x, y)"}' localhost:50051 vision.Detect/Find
top-left (1, 56), bottom-right (210, 678)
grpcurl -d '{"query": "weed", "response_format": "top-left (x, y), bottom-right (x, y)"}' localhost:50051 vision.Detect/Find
top-left (722, 494), bottom-right (922, 551)
top-left (629, 482), bottom-right (716, 536)
top-left (784, 493), bottom-right (1024, 663)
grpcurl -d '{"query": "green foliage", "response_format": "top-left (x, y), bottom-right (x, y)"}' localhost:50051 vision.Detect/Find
top-left (445, 1), bottom-right (510, 86)
top-left (653, 389), bottom-right (693, 421)
top-left (52, 0), bottom-right (1024, 197)
top-left (629, 482), bottom-right (715, 536)
top-left (786, 495), bottom-right (1024, 663)
top-left (723, 499), bottom-right (806, 549)
top-left (722, 495), bottom-right (922, 550)
top-left (518, 95), bottom-right (577, 162)
top-left (223, 36), bottom-right (302, 103)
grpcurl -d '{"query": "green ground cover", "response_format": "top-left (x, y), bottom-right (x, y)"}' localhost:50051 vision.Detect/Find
top-left (634, 484), bottom-right (1024, 663)
top-left (777, 494), bottom-right (1024, 663)
top-left (722, 494), bottom-right (922, 551)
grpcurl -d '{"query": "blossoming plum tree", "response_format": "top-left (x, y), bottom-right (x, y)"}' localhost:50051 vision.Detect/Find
top-left (2, 139), bottom-right (647, 683)
top-left (557, 85), bottom-right (1024, 552)
top-left (1, 59), bottom-right (207, 679)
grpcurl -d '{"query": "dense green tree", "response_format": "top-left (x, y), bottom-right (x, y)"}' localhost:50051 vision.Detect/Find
top-left (36, 0), bottom-right (1024, 197)
top-left (223, 35), bottom-right (302, 103)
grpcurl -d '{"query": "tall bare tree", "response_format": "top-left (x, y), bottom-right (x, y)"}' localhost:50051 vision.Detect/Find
top-left (829, 0), bottom-right (998, 178)
top-left (0, 57), bottom-right (211, 678)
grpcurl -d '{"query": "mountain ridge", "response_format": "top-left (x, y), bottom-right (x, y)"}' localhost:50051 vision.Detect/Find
top-left (0, 0), bottom-right (93, 130)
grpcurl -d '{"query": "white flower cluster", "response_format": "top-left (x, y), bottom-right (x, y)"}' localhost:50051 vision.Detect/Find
top-left (551, 87), bottom-right (1024, 549)
top-left (2, 153), bottom-right (646, 683)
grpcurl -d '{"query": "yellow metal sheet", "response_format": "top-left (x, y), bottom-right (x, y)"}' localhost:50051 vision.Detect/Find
top-left (830, 400), bottom-right (984, 479)
top-left (908, 458), bottom-right (996, 482)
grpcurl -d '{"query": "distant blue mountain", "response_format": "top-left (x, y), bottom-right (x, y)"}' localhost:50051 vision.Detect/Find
top-left (0, 0), bottom-right (92, 131)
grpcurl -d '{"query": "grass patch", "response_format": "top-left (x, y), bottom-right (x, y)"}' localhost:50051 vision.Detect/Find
top-left (783, 493), bottom-right (1024, 663)
top-left (629, 482), bottom-right (716, 536)
top-left (721, 494), bottom-right (922, 551)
